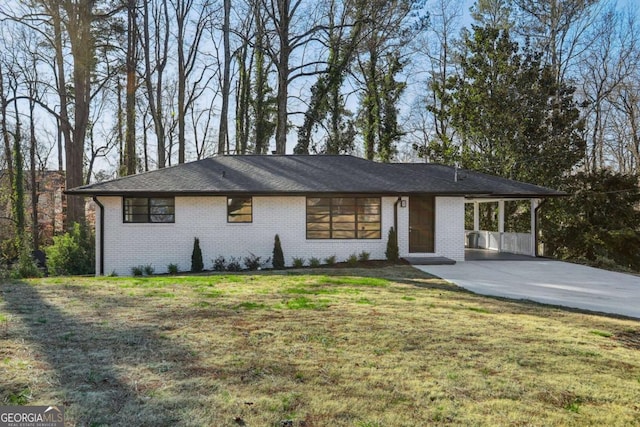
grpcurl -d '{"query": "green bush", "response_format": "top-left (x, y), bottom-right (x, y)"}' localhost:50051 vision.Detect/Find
top-left (143, 264), bottom-right (155, 275)
top-left (11, 245), bottom-right (42, 279)
top-left (346, 253), bottom-right (358, 265)
top-left (324, 255), bottom-right (337, 266)
top-left (272, 234), bottom-right (285, 270)
top-left (167, 263), bottom-right (179, 275)
top-left (46, 223), bottom-right (94, 276)
top-left (358, 251), bottom-right (370, 262)
top-left (292, 257), bottom-right (305, 268)
top-left (309, 257), bottom-right (321, 268)
top-left (191, 238), bottom-right (204, 273)
top-left (131, 266), bottom-right (144, 276)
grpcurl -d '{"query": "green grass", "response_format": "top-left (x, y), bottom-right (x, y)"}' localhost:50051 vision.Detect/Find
top-left (0, 266), bottom-right (639, 426)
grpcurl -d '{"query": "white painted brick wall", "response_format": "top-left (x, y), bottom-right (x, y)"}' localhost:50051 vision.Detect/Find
top-left (96, 195), bottom-right (466, 275)
top-left (397, 196), bottom-right (465, 262)
top-left (97, 196), bottom-right (400, 275)
top-left (435, 197), bottom-right (465, 261)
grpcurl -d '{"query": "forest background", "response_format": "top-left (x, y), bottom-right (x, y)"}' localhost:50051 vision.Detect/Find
top-left (0, 0), bottom-right (638, 275)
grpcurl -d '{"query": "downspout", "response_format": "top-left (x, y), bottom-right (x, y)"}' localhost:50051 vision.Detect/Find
top-left (92, 196), bottom-right (105, 276)
top-left (394, 196), bottom-right (402, 247)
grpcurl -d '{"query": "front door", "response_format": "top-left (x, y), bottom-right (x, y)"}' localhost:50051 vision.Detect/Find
top-left (409, 196), bottom-right (435, 253)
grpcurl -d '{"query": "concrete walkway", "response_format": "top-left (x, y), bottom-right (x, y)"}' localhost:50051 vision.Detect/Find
top-left (416, 260), bottom-right (640, 319)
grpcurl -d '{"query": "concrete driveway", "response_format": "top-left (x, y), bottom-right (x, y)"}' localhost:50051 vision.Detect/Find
top-left (416, 260), bottom-right (640, 319)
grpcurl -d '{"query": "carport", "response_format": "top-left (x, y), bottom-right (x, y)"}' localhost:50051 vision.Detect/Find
top-left (465, 197), bottom-right (540, 258)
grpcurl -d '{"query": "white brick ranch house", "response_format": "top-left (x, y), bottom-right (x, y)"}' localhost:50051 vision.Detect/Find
top-left (66, 155), bottom-right (563, 276)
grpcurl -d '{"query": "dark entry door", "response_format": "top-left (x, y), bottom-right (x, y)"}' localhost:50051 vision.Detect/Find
top-left (409, 196), bottom-right (435, 253)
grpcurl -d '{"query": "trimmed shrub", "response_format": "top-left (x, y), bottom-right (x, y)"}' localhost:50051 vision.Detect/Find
top-left (358, 251), bottom-right (370, 262)
top-left (385, 227), bottom-right (399, 262)
top-left (191, 237), bottom-right (204, 273)
top-left (272, 234), bottom-right (285, 270)
top-left (309, 257), bottom-right (321, 268)
top-left (167, 263), bottom-right (179, 275)
top-left (131, 266), bottom-right (144, 276)
top-left (324, 255), bottom-right (337, 266)
top-left (292, 257), bottom-right (305, 268)
top-left (143, 264), bottom-right (155, 276)
top-left (346, 253), bottom-right (358, 266)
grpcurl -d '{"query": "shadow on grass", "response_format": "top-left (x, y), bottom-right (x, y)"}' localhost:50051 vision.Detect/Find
top-left (0, 279), bottom-right (200, 425)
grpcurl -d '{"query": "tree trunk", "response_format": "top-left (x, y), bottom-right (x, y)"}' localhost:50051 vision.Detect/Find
top-left (124, 0), bottom-right (137, 176)
top-left (218, 0), bottom-right (231, 155)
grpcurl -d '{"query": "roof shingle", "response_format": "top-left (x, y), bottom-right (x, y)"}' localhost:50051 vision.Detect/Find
top-left (66, 155), bottom-right (564, 198)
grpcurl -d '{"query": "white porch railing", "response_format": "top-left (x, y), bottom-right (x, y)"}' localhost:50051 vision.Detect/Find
top-left (465, 230), bottom-right (533, 256)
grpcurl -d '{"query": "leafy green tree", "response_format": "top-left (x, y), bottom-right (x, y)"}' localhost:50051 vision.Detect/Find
top-left (542, 171), bottom-right (640, 271)
top-left (442, 25), bottom-right (584, 187)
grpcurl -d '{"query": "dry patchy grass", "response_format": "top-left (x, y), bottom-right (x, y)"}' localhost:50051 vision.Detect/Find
top-left (1, 266), bottom-right (639, 426)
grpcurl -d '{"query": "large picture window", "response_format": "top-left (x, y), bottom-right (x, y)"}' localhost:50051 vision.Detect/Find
top-left (227, 197), bottom-right (252, 223)
top-left (307, 197), bottom-right (381, 239)
top-left (123, 197), bottom-right (175, 223)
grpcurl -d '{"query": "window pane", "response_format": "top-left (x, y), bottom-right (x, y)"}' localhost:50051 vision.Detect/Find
top-left (307, 213), bottom-right (330, 223)
top-left (305, 197), bottom-right (380, 240)
top-left (358, 230), bottom-right (381, 239)
top-left (228, 197), bottom-right (252, 222)
top-left (358, 214), bottom-right (380, 223)
top-left (307, 230), bottom-right (331, 239)
top-left (307, 222), bottom-right (330, 231)
top-left (307, 197), bottom-right (330, 207)
top-left (332, 230), bottom-right (356, 239)
top-left (358, 222), bottom-right (381, 231)
top-left (333, 222), bottom-right (355, 231)
top-left (124, 198), bottom-right (148, 223)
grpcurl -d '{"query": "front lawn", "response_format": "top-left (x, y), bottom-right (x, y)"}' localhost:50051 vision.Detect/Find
top-left (1, 266), bottom-right (639, 426)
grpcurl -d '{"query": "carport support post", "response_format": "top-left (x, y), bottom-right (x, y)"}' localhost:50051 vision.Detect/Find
top-left (473, 201), bottom-right (479, 231)
top-left (498, 200), bottom-right (505, 252)
top-left (530, 199), bottom-right (539, 257)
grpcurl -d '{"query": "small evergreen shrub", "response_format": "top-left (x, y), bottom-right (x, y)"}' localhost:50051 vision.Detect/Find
top-left (309, 257), bottom-right (321, 268)
top-left (131, 266), bottom-right (144, 276)
top-left (167, 263), bottom-right (179, 275)
top-left (346, 253), bottom-right (358, 266)
top-left (358, 251), bottom-right (370, 262)
top-left (191, 237), bottom-right (204, 273)
top-left (324, 255), bottom-right (336, 266)
top-left (292, 257), bottom-right (305, 268)
top-left (226, 256), bottom-right (242, 272)
top-left (272, 234), bottom-right (285, 270)
top-left (385, 227), bottom-right (399, 262)
top-left (143, 264), bottom-right (155, 276)
top-left (213, 256), bottom-right (227, 272)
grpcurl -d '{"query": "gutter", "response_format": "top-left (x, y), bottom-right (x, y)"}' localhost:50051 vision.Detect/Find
top-left (92, 196), bottom-right (105, 276)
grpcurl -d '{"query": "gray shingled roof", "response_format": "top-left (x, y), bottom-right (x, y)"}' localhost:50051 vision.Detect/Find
top-left (66, 155), bottom-right (564, 197)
